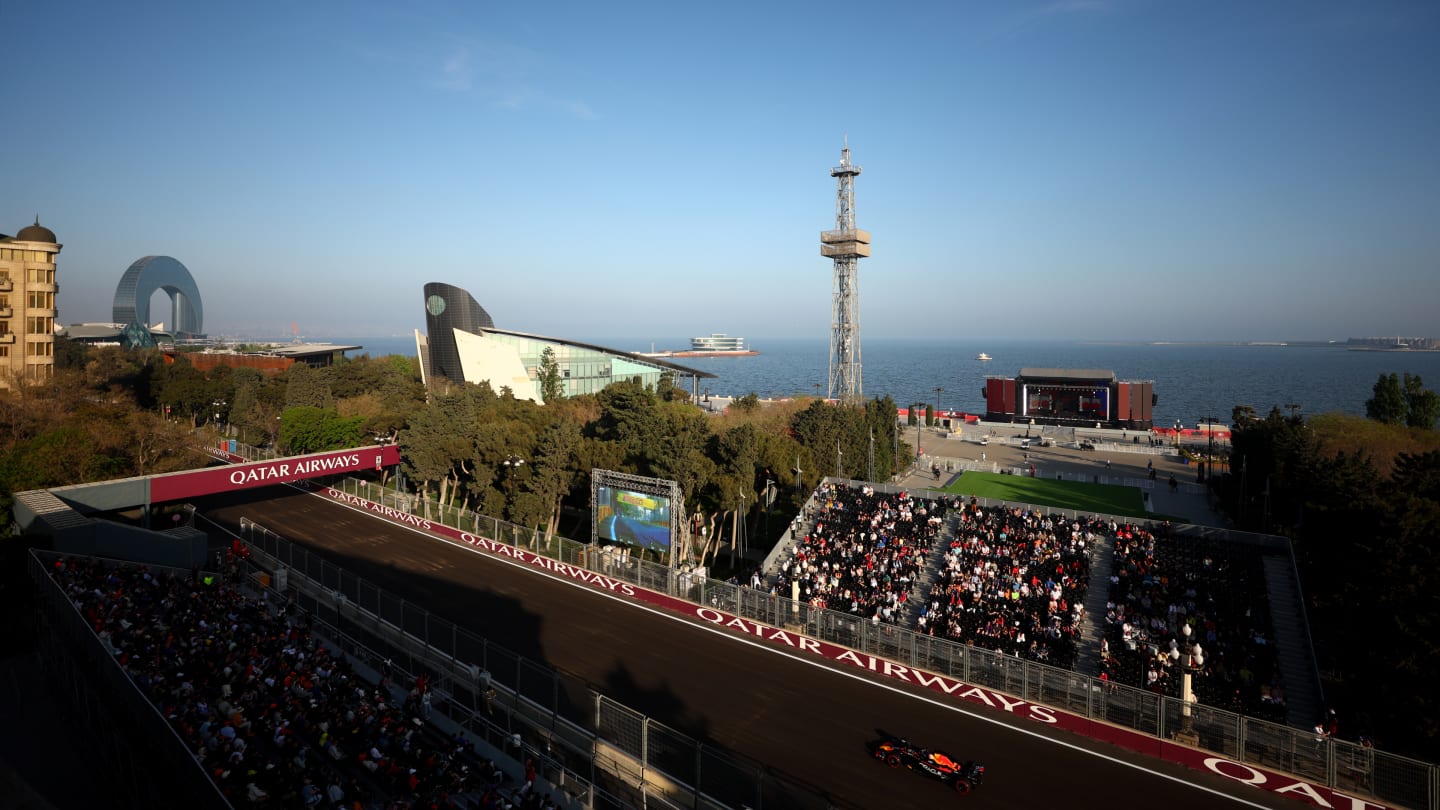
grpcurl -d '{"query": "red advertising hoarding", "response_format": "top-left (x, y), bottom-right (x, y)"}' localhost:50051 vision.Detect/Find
top-left (151, 445), bottom-right (401, 503)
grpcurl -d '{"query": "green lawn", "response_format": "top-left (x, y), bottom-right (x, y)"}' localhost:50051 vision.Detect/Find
top-left (941, 472), bottom-right (1164, 520)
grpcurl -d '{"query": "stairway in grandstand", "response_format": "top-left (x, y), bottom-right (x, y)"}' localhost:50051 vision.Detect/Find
top-left (898, 507), bottom-right (958, 629)
top-left (1072, 531), bottom-right (1116, 677)
top-left (1261, 555), bottom-right (1323, 729)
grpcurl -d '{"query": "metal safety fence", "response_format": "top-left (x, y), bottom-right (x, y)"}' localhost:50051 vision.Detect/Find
top-left (311, 474), bottom-right (1437, 810)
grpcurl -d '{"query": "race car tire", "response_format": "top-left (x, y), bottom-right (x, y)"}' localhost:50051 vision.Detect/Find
top-left (885, 754), bottom-right (903, 769)
top-left (953, 779), bottom-right (972, 795)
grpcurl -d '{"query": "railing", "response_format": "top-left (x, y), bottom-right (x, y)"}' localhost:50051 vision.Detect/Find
top-left (319, 474), bottom-right (1436, 810)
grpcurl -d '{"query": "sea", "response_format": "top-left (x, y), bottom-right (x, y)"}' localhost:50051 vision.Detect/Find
top-left (331, 335), bottom-right (1440, 428)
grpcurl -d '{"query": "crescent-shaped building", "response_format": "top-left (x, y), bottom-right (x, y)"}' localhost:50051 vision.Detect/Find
top-left (113, 255), bottom-right (204, 339)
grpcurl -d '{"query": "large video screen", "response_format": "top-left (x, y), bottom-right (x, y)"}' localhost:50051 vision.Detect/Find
top-left (595, 485), bottom-right (673, 552)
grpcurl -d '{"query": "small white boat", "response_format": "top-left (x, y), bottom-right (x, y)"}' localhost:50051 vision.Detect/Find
top-left (976, 352), bottom-right (992, 361)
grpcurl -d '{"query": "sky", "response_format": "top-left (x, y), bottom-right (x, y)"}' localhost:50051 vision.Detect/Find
top-left (2, 0), bottom-right (1437, 343)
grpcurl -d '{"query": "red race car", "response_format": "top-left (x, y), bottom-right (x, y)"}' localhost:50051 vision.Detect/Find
top-left (870, 737), bottom-right (985, 795)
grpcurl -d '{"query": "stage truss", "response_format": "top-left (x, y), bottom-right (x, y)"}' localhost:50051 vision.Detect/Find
top-left (590, 469), bottom-right (687, 567)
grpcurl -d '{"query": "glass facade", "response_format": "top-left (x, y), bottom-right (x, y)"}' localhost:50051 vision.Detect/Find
top-left (420, 282), bottom-right (709, 398)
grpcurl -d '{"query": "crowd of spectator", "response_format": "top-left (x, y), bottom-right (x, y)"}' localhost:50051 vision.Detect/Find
top-left (47, 554), bottom-right (557, 809)
top-left (1103, 525), bottom-right (1288, 722)
top-left (918, 501), bottom-right (1097, 669)
top-left (773, 483), bottom-right (951, 623)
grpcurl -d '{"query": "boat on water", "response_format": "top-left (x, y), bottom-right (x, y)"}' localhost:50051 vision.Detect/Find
top-left (640, 333), bottom-right (759, 358)
top-left (976, 352), bottom-right (992, 361)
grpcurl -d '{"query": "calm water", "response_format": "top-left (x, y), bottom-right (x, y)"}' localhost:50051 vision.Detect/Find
top-left (338, 335), bottom-right (1440, 427)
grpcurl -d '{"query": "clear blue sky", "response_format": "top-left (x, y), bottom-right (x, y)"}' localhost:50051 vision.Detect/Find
top-left (4, 0), bottom-right (1437, 343)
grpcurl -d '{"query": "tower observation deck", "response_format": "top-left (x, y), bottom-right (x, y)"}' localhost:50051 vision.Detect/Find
top-left (822, 141), bottom-right (870, 403)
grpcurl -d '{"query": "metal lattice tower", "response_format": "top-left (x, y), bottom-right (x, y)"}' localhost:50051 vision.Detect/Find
top-left (821, 140), bottom-right (870, 403)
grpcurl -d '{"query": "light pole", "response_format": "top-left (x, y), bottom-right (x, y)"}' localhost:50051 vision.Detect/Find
top-left (892, 419), bottom-right (900, 480)
top-left (914, 402), bottom-right (923, 463)
top-left (835, 442), bottom-right (844, 479)
top-left (502, 454), bottom-right (525, 507)
top-left (934, 386), bottom-right (944, 429)
top-left (1200, 416), bottom-right (1219, 483)
top-left (868, 429), bottom-right (875, 483)
top-left (763, 475), bottom-right (775, 542)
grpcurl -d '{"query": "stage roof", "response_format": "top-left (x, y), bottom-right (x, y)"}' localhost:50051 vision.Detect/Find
top-left (1019, 368), bottom-right (1117, 381)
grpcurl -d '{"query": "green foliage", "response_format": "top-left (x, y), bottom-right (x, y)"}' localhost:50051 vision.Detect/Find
top-left (54, 336), bottom-right (89, 370)
top-left (731, 393), bottom-right (760, 413)
top-left (537, 347), bottom-right (565, 404)
top-left (284, 363), bottom-right (333, 410)
top-left (279, 406), bottom-right (365, 454)
top-left (1366, 373), bottom-right (1407, 425)
top-left (152, 356), bottom-right (230, 425)
top-left (1403, 373), bottom-right (1440, 430)
top-left (1231, 404), bottom-right (1258, 427)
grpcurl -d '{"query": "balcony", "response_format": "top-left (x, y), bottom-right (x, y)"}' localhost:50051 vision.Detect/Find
top-left (0, 333), bottom-right (14, 344)
top-left (820, 228), bottom-right (872, 258)
top-left (0, 307), bottom-right (10, 318)
top-left (0, 279), bottom-right (11, 292)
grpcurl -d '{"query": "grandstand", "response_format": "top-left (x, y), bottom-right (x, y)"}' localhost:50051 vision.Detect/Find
top-left (33, 551), bottom-right (561, 810)
top-left (770, 481), bottom-right (1312, 728)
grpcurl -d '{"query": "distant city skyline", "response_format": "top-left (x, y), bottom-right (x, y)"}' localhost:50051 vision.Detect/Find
top-left (4, 0), bottom-right (1437, 342)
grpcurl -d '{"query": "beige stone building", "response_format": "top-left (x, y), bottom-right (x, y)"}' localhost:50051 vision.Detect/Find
top-left (0, 217), bottom-right (60, 387)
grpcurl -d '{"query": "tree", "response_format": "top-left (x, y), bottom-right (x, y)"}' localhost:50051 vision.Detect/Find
top-left (1232, 404), bottom-right (1258, 428)
top-left (279, 406), bottom-right (365, 454)
top-left (526, 416), bottom-right (584, 545)
top-left (537, 347), bottom-right (564, 404)
top-left (731, 393), bottom-right (760, 414)
top-left (284, 363), bottom-right (333, 410)
top-left (1366, 373), bottom-right (1407, 425)
top-left (1403, 373), bottom-right (1440, 430)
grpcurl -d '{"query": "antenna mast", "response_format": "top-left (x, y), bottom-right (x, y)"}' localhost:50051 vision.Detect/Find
top-left (821, 140), bottom-right (870, 404)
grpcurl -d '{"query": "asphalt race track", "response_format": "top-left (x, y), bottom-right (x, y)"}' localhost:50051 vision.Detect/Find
top-left (199, 486), bottom-right (1304, 810)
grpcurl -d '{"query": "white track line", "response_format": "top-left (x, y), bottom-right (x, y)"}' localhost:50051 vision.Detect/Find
top-left (303, 491), bottom-right (1278, 809)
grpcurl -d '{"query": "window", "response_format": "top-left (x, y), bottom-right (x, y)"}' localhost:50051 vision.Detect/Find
top-left (0, 346), bottom-right (8, 357)
top-left (26, 340), bottom-right (52, 357)
top-left (26, 316), bottom-right (52, 334)
top-left (27, 267), bottom-right (55, 284)
top-left (27, 290), bottom-right (53, 309)
top-left (0, 269), bottom-right (9, 283)
top-left (0, 295), bottom-right (8, 308)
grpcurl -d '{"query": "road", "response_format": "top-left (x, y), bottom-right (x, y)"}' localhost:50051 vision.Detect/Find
top-left (199, 486), bottom-right (1299, 810)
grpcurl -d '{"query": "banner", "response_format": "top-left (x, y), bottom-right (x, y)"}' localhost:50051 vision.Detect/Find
top-left (151, 445), bottom-right (401, 502)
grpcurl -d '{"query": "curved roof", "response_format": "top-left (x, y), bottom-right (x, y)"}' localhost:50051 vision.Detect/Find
top-left (16, 216), bottom-right (56, 243)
